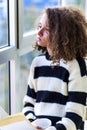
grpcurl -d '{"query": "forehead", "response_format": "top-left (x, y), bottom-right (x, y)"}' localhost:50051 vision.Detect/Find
top-left (39, 13), bottom-right (49, 26)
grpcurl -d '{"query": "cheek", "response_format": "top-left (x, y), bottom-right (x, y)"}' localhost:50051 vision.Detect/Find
top-left (44, 33), bottom-right (50, 41)
top-left (43, 37), bottom-right (50, 46)
top-left (46, 36), bottom-right (50, 44)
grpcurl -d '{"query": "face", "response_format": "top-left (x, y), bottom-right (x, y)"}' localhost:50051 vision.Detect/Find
top-left (36, 13), bottom-right (50, 48)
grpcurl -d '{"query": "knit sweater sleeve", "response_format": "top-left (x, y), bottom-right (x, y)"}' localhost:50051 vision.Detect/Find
top-left (22, 59), bottom-right (36, 122)
top-left (57, 79), bottom-right (86, 130)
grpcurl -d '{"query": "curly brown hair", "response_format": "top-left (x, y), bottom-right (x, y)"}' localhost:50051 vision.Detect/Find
top-left (34, 6), bottom-right (87, 62)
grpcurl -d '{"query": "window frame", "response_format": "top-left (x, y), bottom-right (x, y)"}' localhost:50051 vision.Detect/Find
top-left (0, 0), bottom-right (18, 114)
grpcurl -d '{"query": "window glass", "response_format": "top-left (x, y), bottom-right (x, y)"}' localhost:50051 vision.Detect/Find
top-left (0, 63), bottom-right (9, 114)
top-left (23, 0), bottom-right (60, 32)
top-left (64, 0), bottom-right (85, 12)
top-left (0, 0), bottom-right (8, 48)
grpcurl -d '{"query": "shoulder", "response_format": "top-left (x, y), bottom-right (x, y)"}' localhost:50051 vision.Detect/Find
top-left (31, 53), bottom-right (50, 67)
top-left (32, 53), bottom-right (46, 62)
top-left (60, 57), bottom-right (87, 77)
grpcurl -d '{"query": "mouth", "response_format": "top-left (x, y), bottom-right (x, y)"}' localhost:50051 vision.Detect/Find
top-left (36, 37), bottom-right (41, 43)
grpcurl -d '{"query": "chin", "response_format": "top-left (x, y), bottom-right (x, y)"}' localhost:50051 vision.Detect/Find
top-left (36, 41), bottom-right (46, 47)
top-left (37, 43), bottom-right (45, 47)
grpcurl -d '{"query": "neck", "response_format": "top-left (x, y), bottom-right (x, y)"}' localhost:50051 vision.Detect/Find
top-left (47, 47), bottom-right (52, 57)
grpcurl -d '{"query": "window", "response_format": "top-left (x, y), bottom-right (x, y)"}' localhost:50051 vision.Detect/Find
top-left (0, 0), bottom-right (8, 48)
top-left (62, 0), bottom-right (86, 12)
top-left (0, 0), bottom-right (17, 115)
top-left (23, 0), bottom-right (60, 32)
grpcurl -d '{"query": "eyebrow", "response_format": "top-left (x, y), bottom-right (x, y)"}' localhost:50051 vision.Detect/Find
top-left (38, 22), bottom-right (42, 26)
top-left (38, 22), bottom-right (49, 29)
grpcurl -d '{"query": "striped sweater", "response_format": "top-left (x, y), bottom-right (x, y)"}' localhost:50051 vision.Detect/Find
top-left (22, 52), bottom-right (87, 130)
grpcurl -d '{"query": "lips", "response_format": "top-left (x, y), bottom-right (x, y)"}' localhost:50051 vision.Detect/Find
top-left (36, 37), bottom-right (41, 43)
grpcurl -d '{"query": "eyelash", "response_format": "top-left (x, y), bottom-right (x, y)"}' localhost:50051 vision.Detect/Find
top-left (37, 25), bottom-right (41, 30)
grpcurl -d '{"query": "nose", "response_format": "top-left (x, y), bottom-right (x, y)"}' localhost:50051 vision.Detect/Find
top-left (37, 28), bottom-right (44, 36)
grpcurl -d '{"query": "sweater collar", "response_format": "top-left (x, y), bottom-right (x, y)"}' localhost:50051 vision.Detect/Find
top-left (45, 52), bottom-right (52, 60)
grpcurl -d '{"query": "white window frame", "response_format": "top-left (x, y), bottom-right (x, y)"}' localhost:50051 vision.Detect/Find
top-left (0, 0), bottom-right (18, 114)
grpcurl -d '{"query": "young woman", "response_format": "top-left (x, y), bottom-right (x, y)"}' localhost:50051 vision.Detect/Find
top-left (22, 6), bottom-right (87, 130)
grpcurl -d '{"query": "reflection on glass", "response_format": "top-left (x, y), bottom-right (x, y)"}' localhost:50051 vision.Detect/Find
top-left (0, 63), bottom-right (9, 113)
top-left (0, 0), bottom-right (8, 48)
top-left (23, 0), bottom-right (60, 32)
top-left (16, 50), bottom-right (40, 112)
top-left (65, 0), bottom-right (85, 12)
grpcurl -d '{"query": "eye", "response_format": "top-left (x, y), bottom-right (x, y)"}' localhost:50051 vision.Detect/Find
top-left (37, 23), bottom-right (42, 30)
